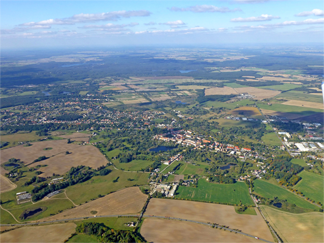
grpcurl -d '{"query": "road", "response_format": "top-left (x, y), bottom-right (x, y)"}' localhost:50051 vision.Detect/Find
top-left (0, 214), bottom-right (273, 242)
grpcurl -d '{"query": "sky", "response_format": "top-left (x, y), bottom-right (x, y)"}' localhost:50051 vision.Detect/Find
top-left (1, 0), bottom-right (323, 49)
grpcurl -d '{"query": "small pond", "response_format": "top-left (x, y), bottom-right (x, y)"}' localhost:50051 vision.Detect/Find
top-left (175, 101), bottom-right (187, 105)
top-left (273, 202), bottom-right (282, 208)
top-left (220, 163), bottom-right (237, 170)
top-left (4, 163), bottom-right (19, 167)
top-left (150, 146), bottom-right (175, 152)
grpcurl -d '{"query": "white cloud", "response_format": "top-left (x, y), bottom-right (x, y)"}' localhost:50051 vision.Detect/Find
top-left (20, 10), bottom-right (151, 27)
top-left (81, 22), bottom-right (138, 31)
top-left (295, 9), bottom-right (324, 17)
top-left (231, 0), bottom-right (272, 3)
top-left (231, 14), bottom-right (280, 22)
top-left (161, 20), bottom-right (185, 26)
top-left (135, 26), bottom-right (208, 35)
top-left (144, 21), bottom-right (156, 26)
top-left (169, 5), bottom-right (241, 13)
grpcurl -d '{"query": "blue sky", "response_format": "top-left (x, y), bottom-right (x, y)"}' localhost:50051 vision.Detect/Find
top-left (1, 0), bottom-right (323, 49)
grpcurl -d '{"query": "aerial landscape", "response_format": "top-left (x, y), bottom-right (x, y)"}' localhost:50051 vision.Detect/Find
top-left (0, 0), bottom-right (323, 242)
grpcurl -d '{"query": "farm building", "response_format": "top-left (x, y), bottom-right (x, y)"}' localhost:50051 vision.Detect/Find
top-left (16, 192), bottom-right (32, 204)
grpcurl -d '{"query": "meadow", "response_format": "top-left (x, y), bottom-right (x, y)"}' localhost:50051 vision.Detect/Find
top-left (291, 159), bottom-right (307, 167)
top-left (67, 234), bottom-right (97, 243)
top-left (276, 91), bottom-right (323, 103)
top-left (175, 179), bottom-right (254, 206)
top-left (253, 179), bottom-right (318, 210)
top-left (294, 171), bottom-right (323, 204)
top-left (261, 132), bottom-right (282, 146)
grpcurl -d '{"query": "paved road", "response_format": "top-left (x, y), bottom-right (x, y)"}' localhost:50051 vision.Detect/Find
top-left (0, 214), bottom-right (273, 242)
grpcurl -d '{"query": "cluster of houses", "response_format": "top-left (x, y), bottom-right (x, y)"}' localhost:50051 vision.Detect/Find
top-left (163, 154), bottom-right (183, 165)
top-left (16, 191), bottom-right (32, 204)
top-left (150, 183), bottom-right (178, 197)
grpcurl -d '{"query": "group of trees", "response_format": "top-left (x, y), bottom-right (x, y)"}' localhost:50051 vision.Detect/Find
top-left (76, 222), bottom-right (145, 242)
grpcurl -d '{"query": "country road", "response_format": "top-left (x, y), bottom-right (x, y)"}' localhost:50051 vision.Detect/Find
top-left (0, 214), bottom-right (273, 243)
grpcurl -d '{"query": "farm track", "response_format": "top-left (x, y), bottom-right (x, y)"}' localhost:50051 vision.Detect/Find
top-left (0, 205), bottom-right (21, 223)
top-left (64, 190), bottom-right (77, 207)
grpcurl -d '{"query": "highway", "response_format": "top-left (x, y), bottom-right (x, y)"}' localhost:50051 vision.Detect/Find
top-left (0, 214), bottom-right (273, 243)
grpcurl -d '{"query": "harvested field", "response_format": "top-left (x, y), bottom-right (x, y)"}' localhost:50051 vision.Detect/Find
top-left (145, 199), bottom-right (273, 242)
top-left (0, 140), bottom-right (108, 177)
top-left (205, 86), bottom-right (237, 96)
top-left (121, 98), bottom-right (148, 104)
top-left (0, 131), bottom-right (42, 143)
top-left (0, 223), bottom-right (76, 242)
top-left (141, 218), bottom-right (259, 242)
top-left (0, 174), bottom-right (16, 192)
top-left (261, 206), bottom-right (323, 243)
top-left (230, 107), bottom-right (262, 117)
top-left (150, 94), bottom-right (171, 101)
top-left (177, 85), bottom-right (210, 90)
top-left (282, 100), bottom-right (323, 110)
top-left (58, 132), bottom-right (91, 141)
top-left (235, 87), bottom-right (281, 100)
top-left (40, 187), bottom-right (147, 222)
top-left (174, 175), bottom-right (184, 182)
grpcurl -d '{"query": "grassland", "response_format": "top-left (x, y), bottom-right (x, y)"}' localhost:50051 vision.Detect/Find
top-left (291, 159), bottom-right (307, 167)
top-left (204, 99), bottom-right (255, 109)
top-left (276, 91), bottom-right (323, 103)
top-left (79, 91), bottom-right (88, 95)
top-left (176, 162), bottom-right (209, 176)
top-left (175, 179), bottom-right (254, 206)
top-left (66, 170), bottom-right (149, 205)
top-left (67, 234), bottom-right (97, 243)
top-left (230, 106), bottom-right (262, 118)
top-left (113, 159), bottom-right (154, 171)
top-left (294, 171), bottom-right (324, 204)
top-left (0, 208), bottom-right (17, 224)
top-left (76, 216), bottom-right (139, 230)
top-left (0, 174), bottom-right (16, 193)
top-left (261, 132), bottom-right (282, 146)
top-left (234, 207), bottom-right (257, 215)
top-left (257, 103), bottom-right (322, 114)
top-left (145, 199), bottom-right (273, 241)
top-left (253, 179), bottom-right (319, 210)
top-left (260, 83), bottom-right (301, 91)
top-left (261, 205), bottom-right (324, 243)
top-left (224, 82), bottom-right (248, 88)
top-left (0, 223), bottom-right (76, 243)
top-left (1, 131), bottom-right (43, 148)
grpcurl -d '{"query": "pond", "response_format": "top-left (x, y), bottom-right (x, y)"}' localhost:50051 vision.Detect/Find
top-left (150, 146), bottom-right (175, 152)
top-left (42, 91), bottom-right (51, 96)
top-left (220, 163), bottom-right (237, 170)
top-left (4, 163), bottom-right (19, 167)
top-left (179, 70), bottom-right (196, 73)
top-left (273, 202), bottom-right (282, 208)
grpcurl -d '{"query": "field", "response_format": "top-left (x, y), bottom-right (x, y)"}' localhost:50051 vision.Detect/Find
top-left (113, 159), bottom-right (154, 171)
top-left (58, 132), bottom-right (91, 142)
top-left (253, 179), bottom-right (319, 210)
top-left (261, 133), bottom-right (282, 146)
top-left (261, 205), bottom-right (324, 243)
top-left (0, 208), bottom-right (17, 224)
top-left (78, 216), bottom-right (139, 230)
top-left (294, 171), bottom-right (323, 204)
top-left (205, 86), bottom-right (237, 95)
top-left (65, 170), bottom-right (149, 205)
top-left (282, 100), bottom-right (324, 110)
top-left (260, 83), bottom-right (301, 91)
top-left (235, 87), bottom-right (281, 100)
top-left (276, 91), bottom-right (323, 103)
top-left (176, 162), bottom-right (209, 175)
top-left (175, 179), bottom-right (254, 206)
top-left (145, 199), bottom-right (273, 241)
top-left (230, 106), bottom-right (262, 118)
top-left (291, 159), bottom-right (307, 167)
top-left (0, 131), bottom-right (44, 149)
top-left (67, 234), bottom-right (97, 243)
top-left (0, 223), bottom-right (76, 242)
top-left (141, 218), bottom-right (259, 242)
top-left (0, 174), bottom-right (16, 192)
top-left (0, 140), bottom-right (108, 177)
top-left (40, 187), bottom-right (147, 222)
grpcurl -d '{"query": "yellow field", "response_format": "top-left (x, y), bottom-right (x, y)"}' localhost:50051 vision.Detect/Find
top-left (0, 140), bottom-right (108, 177)
top-left (40, 187), bottom-right (147, 222)
top-left (0, 174), bottom-right (16, 192)
top-left (261, 206), bottom-right (324, 243)
top-left (121, 98), bottom-right (148, 104)
top-left (235, 87), bottom-right (281, 100)
top-left (150, 94), bottom-right (172, 101)
top-left (282, 100), bottom-right (323, 110)
top-left (177, 85), bottom-right (210, 90)
top-left (145, 199), bottom-right (273, 241)
top-left (205, 86), bottom-right (237, 96)
top-left (1, 132), bottom-right (42, 143)
top-left (0, 223), bottom-right (76, 242)
top-left (141, 218), bottom-right (259, 242)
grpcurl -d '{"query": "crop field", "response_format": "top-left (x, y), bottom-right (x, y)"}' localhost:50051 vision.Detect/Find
top-left (294, 171), bottom-right (323, 204)
top-left (205, 86), bottom-right (237, 95)
top-left (230, 106), bottom-right (262, 118)
top-left (0, 174), bottom-right (16, 192)
top-left (0, 223), bottom-right (76, 243)
top-left (141, 218), bottom-right (259, 242)
top-left (261, 133), bottom-right (282, 146)
top-left (235, 87), bottom-right (281, 100)
top-left (260, 83), bottom-right (301, 91)
top-left (40, 187), bottom-right (147, 222)
top-left (276, 91), bottom-right (323, 103)
top-left (282, 100), bottom-right (324, 110)
top-left (120, 97), bottom-right (148, 104)
top-left (177, 85), bottom-right (210, 90)
top-left (145, 199), bottom-right (273, 241)
top-left (175, 179), bottom-right (254, 206)
top-left (261, 206), bottom-right (323, 243)
top-left (0, 140), bottom-right (108, 177)
top-left (65, 171), bottom-right (148, 205)
top-left (149, 93), bottom-right (172, 101)
top-left (253, 180), bottom-right (319, 210)
top-left (59, 132), bottom-right (91, 141)
top-left (258, 103), bottom-right (323, 114)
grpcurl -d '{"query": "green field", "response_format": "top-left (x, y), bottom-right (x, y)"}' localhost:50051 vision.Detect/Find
top-left (260, 83), bottom-right (301, 91)
top-left (177, 162), bottom-right (209, 175)
top-left (253, 179), bottom-right (319, 210)
top-left (67, 234), bottom-right (97, 243)
top-left (294, 171), bottom-right (324, 204)
top-left (257, 103), bottom-right (322, 113)
top-left (276, 91), bottom-right (322, 103)
top-left (234, 206), bottom-right (257, 215)
top-left (175, 179), bottom-right (254, 206)
top-left (114, 159), bottom-right (154, 171)
top-left (66, 169), bottom-right (149, 205)
top-left (79, 91), bottom-right (88, 95)
top-left (77, 217), bottom-right (138, 230)
top-left (0, 208), bottom-right (17, 224)
top-left (205, 99), bottom-right (255, 109)
top-left (261, 132), bottom-right (282, 146)
top-left (291, 159), bottom-right (307, 167)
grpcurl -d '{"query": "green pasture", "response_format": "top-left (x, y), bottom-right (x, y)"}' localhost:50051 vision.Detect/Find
top-left (175, 179), bottom-right (254, 206)
top-left (276, 91), bottom-right (322, 103)
top-left (253, 179), bottom-right (318, 210)
top-left (291, 159), bottom-right (307, 167)
top-left (260, 83), bottom-right (302, 91)
top-left (261, 132), bottom-right (282, 146)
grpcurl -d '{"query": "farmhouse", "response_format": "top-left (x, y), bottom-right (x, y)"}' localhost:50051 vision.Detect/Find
top-left (16, 191), bottom-right (32, 204)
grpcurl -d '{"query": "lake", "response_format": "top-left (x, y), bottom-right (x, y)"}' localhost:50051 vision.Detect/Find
top-left (175, 101), bottom-right (187, 105)
top-left (179, 70), bottom-right (196, 73)
top-left (150, 146), bottom-right (175, 152)
top-left (220, 163), bottom-right (237, 170)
